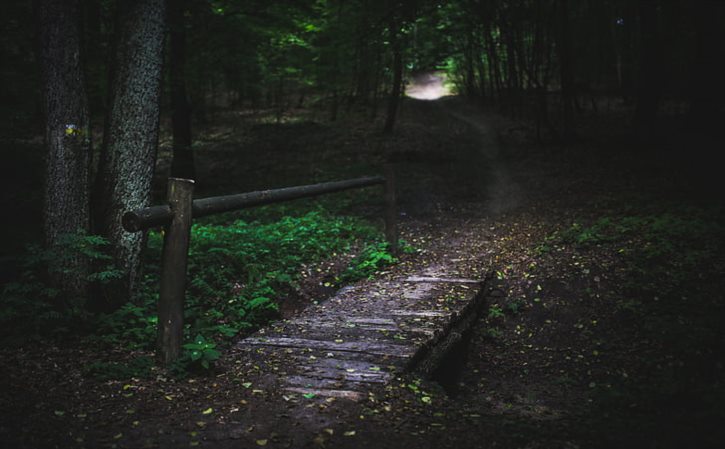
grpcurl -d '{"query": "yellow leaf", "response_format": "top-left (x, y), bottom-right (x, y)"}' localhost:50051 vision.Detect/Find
top-left (202, 407), bottom-right (213, 415)
top-left (343, 430), bottom-right (356, 436)
top-left (256, 439), bottom-right (268, 446)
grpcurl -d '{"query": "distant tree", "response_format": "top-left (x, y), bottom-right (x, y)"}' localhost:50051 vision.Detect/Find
top-left (169, 0), bottom-right (195, 179)
top-left (37, 0), bottom-right (91, 303)
top-left (93, 0), bottom-right (166, 308)
top-left (557, 0), bottom-right (575, 140)
top-left (687, 0), bottom-right (725, 132)
top-left (632, 0), bottom-right (661, 137)
top-left (383, 14), bottom-right (404, 134)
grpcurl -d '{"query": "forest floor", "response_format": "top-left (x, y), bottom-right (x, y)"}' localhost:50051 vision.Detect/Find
top-left (1, 90), bottom-right (724, 448)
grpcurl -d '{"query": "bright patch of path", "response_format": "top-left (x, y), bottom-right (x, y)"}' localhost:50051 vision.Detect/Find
top-left (405, 72), bottom-right (452, 100)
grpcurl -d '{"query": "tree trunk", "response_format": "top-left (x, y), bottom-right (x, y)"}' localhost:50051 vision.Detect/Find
top-left (93, 0), bottom-right (166, 309)
top-left (557, 0), bottom-right (575, 140)
top-left (37, 0), bottom-right (91, 304)
top-left (383, 46), bottom-right (403, 134)
top-left (687, 0), bottom-right (724, 132)
top-left (169, 0), bottom-right (194, 180)
top-left (633, 0), bottom-right (661, 138)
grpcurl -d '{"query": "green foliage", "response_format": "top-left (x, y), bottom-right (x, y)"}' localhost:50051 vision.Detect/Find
top-left (559, 213), bottom-right (725, 290)
top-left (0, 232), bottom-right (121, 343)
top-left (339, 241), bottom-right (397, 283)
top-left (179, 334), bottom-right (221, 370)
top-left (487, 304), bottom-right (505, 319)
top-left (93, 209), bottom-right (391, 374)
top-left (1, 209), bottom-right (393, 376)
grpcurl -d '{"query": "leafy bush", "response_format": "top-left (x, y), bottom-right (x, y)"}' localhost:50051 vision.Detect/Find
top-left (0, 232), bottom-right (122, 343)
top-left (95, 209), bottom-right (394, 372)
top-left (339, 241), bottom-right (397, 283)
top-left (1, 209), bottom-right (396, 374)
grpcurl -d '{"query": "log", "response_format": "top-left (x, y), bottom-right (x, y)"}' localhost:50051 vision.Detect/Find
top-left (122, 176), bottom-right (385, 232)
top-left (157, 178), bottom-right (194, 365)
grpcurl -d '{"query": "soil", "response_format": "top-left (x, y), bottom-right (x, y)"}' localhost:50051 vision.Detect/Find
top-left (1, 86), bottom-right (724, 449)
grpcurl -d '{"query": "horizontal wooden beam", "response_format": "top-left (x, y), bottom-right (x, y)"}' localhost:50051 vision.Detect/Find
top-left (122, 176), bottom-right (385, 232)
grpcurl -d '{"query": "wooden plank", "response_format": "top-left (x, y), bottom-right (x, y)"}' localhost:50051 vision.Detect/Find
top-left (242, 337), bottom-right (414, 358)
top-left (284, 387), bottom-right (363, 401)
top-left (404, 276), bottom-right (483, 284)
top-left (388, 310), bottom-right (449, 318)
top-left (295, 366), bottom-right (391, 383)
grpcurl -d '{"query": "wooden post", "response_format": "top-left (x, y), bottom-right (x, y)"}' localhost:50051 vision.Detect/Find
top-left (157, 177), bottom-right (195, 365)
top-left (384, 163), bottom-right (398, 256)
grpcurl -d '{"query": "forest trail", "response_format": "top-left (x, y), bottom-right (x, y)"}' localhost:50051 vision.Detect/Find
top-left (406, 72), bottom-right (524, 217)
top-left (193, 94), bottom-right (530, 447)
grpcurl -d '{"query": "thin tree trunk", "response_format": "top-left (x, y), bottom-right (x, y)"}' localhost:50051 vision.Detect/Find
top-left (169, 0), bottom-right (194, 179)
top-left (633, 0), bottom-right (661, 137)
top-left (383, 44), bottom-right (403, 134)
top-left (687, 0), bottom-right (724, 132)
top-left (558, 0), bottom-right (575, 140)
top-left (37, 0), bottom-right (91, 304)
top-left (93, 0), bottom-right (166, 309)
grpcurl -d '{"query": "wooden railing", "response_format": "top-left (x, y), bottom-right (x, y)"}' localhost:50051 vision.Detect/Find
top-left (122, 174), bottom-right (397, 364)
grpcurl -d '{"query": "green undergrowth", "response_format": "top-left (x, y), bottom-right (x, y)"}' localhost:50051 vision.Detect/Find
top-left (1, 207), bottom-right (400, 377)
top-left (537, 205), bottom-right (725, 431)
top-left (556, 210), bottom-right (725, 294)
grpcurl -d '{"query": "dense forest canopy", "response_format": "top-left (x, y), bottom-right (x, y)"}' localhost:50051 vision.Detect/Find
top-left (3, 0), bottom-right (723, 136)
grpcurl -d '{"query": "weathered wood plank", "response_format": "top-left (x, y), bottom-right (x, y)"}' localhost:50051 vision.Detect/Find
top-left (388, 310), bottom-right (449, 317)
top-left (284, 387), bottom-right (363, 401)
top-left (242, 337), bottom-right (414, 358)
top-left (405, 276), bottom-right (483, 284)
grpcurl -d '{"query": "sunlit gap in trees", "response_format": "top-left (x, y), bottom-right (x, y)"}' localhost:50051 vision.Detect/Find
top-left (405, 71), bottom-right (451, 100)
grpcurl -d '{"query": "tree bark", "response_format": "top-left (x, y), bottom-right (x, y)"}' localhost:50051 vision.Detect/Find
top-left (557, 0), bottom-right (575, 140)
top-left (383, 46), bottom-right (403, 134)
top-left (687, 0), bottom-right (725, 132)
top-left (383, 13), bottom-right (403, 134)
top-left (169, 0), bottom-right (195, 180)
top-left (37, 0), bottom-right (91, 304)
top-left (633, 0), bottom-right (661, 137)
top-left (93, 0), bottom-right (166, 309)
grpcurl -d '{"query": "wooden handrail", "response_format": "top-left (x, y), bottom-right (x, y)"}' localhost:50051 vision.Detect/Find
top-left (122, 174), bottom-right (396, 365)
top-left (122, 176), bottom-right (385, 232)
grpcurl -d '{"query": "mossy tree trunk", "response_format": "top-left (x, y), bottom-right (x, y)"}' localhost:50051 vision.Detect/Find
top-left (37, 0), bottom-right (91, 304)
top-left (93, 0), bottom-right (166, 309)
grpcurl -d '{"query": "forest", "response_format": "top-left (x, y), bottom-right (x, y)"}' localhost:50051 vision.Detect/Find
top-left (1, 0), bottom-right (724, 448)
